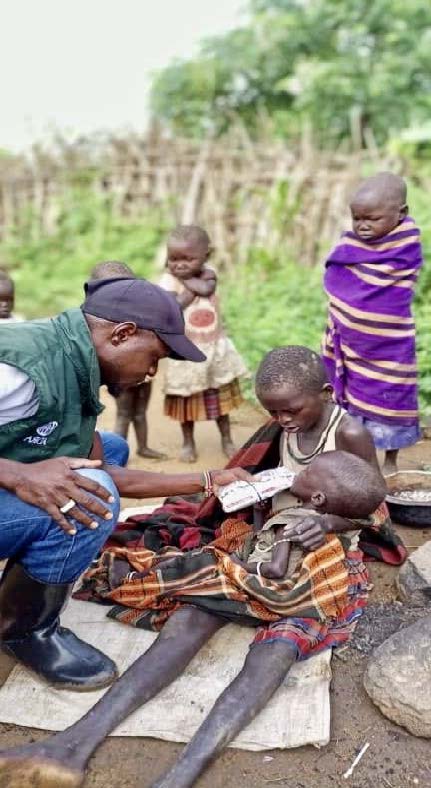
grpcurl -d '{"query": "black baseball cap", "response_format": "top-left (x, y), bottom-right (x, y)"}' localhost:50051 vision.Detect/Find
top-left (82, 277), bottom-right (206, 362)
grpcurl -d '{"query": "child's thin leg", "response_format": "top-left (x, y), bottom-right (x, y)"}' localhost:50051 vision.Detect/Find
top-left (216, 414), bottom-right (236, 459)
top-left (134, 383), bottom-right (167, 460)
top-left (382, 449), bottom-right (398, 476)
top-left (0, 607), bottom-right (224, 788)
top-left (152, 641), bottom-right (296, 788)
top-left (114, 390), bottom-right (134, 439)
top-left (180, 421), bottom-right (197, 463)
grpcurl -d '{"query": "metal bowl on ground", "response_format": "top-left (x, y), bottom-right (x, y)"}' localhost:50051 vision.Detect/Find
top-left (385, 470), bottom-right (431, 527)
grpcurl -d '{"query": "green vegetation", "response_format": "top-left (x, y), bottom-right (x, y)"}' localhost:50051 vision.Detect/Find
top-left (221, 245), bottom-right (431, 419)
top-left (148, 0), bottom-right (431, 419)
top-left (2, 180), bottom-right (430, 418)
top-left (1, 189), bottom-right (167, 318)
top-left (221, 252), bottom-right (326, 378)
top-left (2, 0), bottom-right (431, 418)
top-left (150, 0), bottom-right (431, 146)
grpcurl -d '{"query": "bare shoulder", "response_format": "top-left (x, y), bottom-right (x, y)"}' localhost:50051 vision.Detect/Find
top-left (335, 412), bottom-right (378, 464)
top-left (337, 412), bottom-right (368, 443)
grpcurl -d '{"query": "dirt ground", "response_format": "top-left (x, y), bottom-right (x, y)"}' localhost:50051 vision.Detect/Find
top-left (1, 377), bottom-right (431, 788)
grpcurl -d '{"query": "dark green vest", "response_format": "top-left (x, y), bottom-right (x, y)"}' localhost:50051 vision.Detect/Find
top-left (0, 309), bottom-right (103, 462)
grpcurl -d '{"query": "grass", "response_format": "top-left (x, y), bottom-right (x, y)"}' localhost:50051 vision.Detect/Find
top-left (221, 246), bottom-right (431, 419)
top-left (1, 188), bottom-right (167, 319)
top-left (1, 181), bottom-right (430, 418)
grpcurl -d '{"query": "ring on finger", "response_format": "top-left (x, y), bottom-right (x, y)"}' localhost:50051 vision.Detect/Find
top-left (60, 499), bottom-right (76, 515)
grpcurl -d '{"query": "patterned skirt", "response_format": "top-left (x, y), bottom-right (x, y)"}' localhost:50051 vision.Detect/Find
top-left (164, 379), bottom-right (243, 422)
top-left (251, 550), bottom-right (369, 661)
top-left (355, 415), bottom-right (421, 451)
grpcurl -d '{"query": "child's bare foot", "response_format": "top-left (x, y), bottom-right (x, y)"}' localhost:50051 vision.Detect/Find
top-left (217, 415), bottom-right (236, 460)
top-left (222, 438), bottom-right (237, 459)
top-left (0, 742), bottom-right (84, 787)
top-left (180, 444), bottom-right (197, 463)
top-left (137, 447), bottom-right (168, 460)
top-left (180, 422), bottom-right (196, 462)
top-left (382, 449), bottom-right (398, 476)
top-left (383, 459), bottom-right (398, 476)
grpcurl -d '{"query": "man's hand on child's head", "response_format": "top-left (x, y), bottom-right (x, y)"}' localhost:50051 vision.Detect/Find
top-left (283, 514), bottom-right (329, 551)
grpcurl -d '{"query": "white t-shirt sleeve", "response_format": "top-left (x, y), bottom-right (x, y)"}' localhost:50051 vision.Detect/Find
top-left (0, 363), bottom-right (40, 426)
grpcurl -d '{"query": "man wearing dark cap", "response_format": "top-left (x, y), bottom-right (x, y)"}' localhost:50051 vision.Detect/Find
top-left (0, 275), bottom-right (248, 691)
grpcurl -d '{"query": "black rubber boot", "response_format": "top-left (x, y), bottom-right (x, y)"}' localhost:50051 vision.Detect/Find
top-left (0, 562), bottom-right (118, 691)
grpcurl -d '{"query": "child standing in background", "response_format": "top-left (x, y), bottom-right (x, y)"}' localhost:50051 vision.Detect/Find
top-left (0, 271), bottom-right (23, 322)
top-left (89, 261), bottom-right (166, 460)
top-left (322, 172), bottom-right (422, 475)
top-left (159, 225), bottom-right (247, 462)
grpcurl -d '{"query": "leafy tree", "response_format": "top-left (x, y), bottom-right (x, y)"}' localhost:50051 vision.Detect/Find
top-left (150, 0), bottom-right (431, 145)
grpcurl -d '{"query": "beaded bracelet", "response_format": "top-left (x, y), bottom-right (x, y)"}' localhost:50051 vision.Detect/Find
top-left (201, 470), bottom-right (214, 498)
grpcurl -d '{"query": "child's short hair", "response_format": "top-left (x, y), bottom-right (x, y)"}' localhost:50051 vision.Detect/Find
top-left (89, 261), bottom-right (135, 281)
top-left (310, 450), bottom-right (386, 518)
top-left (255, 346), bottom-right (327, 395)
top-left (352, 172), bottom-right (407, 208)
top-left (0, 270), bottom-right (14, 290)
top-left (168, 225), bottom-right (210, 250)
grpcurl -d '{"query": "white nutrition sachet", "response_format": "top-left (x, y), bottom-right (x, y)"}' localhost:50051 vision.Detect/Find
top-left (217, 467), bottom-right (296, 513)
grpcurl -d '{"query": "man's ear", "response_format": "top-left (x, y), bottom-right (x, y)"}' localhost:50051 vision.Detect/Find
top-left (310, 491), bottom-right (327, 511)
top-left (399, 203), bottom-right (408, 221)
top-left (111, 322), bottom-right (138, 346)
top-left (206, 245), bottom-right (214, 260)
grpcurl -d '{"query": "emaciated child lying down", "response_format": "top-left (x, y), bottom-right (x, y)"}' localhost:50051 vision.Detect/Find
top-left (230, 449), bottom-right (385, 582)
top-left (97, 450), bottom-right (386, 632)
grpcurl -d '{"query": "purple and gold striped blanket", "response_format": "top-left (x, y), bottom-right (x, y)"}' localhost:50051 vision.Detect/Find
top-left (322, 217), bottom-right (422, 427)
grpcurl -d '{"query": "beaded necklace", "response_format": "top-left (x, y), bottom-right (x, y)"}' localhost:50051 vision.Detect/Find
top-left (286, 405), bottom-right (342, 465)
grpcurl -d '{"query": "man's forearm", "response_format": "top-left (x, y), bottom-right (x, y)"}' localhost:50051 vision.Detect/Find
top-left (105, 465), bottom-right (205, 498)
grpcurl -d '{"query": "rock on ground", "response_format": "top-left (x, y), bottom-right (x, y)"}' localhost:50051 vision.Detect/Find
top-left (397, 540), bottom-right (431, 604)
top-left (364, 615), bottom-right (431, 737)
top-left (346, 601), bottom-right (428, 657)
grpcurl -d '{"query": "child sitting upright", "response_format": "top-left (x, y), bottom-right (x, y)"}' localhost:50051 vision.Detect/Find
top-left (159, 225), bottom-right (247, 463)
top-left (322, 172), bottom-right (423, 475)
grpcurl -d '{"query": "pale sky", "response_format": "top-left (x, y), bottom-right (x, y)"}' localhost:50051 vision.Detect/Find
top-left (1, 0), bottom-right (245, 151)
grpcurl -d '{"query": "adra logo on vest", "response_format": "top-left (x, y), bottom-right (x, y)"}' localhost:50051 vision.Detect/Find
top-left (23, 421), bottom-right (59, 446)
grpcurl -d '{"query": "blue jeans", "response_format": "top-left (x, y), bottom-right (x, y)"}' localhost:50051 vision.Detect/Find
top-left (101, 430), bottom-right (130, 466)
top-left (0, 432), bottom-right (128, 584)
